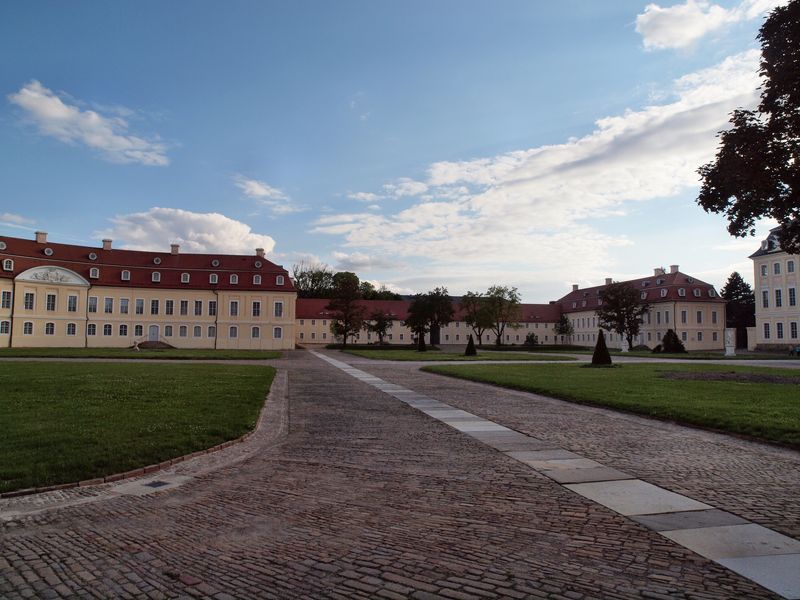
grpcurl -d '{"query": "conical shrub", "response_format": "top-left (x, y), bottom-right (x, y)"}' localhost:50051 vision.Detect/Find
top-left (662, 329), bottom-right (687, 353)
top-left (592, 330), bottom-right (613, 365)
top-left (464, 334), bottom-right (477, 356)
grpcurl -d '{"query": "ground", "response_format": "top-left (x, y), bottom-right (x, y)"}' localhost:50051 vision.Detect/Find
top-left (0, 350), bottom-right (798, 599)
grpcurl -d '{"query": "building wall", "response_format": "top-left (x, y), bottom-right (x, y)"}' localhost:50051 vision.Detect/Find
top-left (0, 278), bottom-right (14, 348)
top-left (752, 252), bottom-right (799, 348)
top-left (7, 278), bottom-right (89, 348)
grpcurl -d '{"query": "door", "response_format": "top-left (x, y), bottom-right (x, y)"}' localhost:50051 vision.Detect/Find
top-left (148, 325), bottom-right (159, 342)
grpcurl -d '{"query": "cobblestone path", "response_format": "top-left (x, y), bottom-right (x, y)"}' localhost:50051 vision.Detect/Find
top-left (0, 351), bottom-right (786, 599)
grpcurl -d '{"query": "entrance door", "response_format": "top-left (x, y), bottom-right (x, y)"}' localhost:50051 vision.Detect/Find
top-left (148, 325), bottom-right (159, 342)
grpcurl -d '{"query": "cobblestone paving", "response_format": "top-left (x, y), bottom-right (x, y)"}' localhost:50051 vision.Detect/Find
top-left (0, 351), bottom-right (783, 599)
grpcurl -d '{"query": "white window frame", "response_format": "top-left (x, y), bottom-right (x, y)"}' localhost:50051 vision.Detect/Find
top-left (230, 274), bottom-right (239, 284)
top-left (181, 272), bottom-right (190, 283)
top-left (67, 323), bottom-right (77, 336)
top-left (273, 326), bottom-right (282, 339)
top-left (121, 270), bottom-right (131, 281)
top-left (276, 275), bottom-right (285, 286)
top-left (152, 271), bottom-right (161, 283)
top-left (2, 259), bottom-right (13, 271)
top-left (90, 267), bottom-right (100, 279)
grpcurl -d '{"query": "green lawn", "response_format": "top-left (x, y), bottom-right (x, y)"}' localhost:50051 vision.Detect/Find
top-left (423, 363), bottom-right (800, 448)
top-left (0, 362), bottom-right (275, 493)
top-left (342, 348), bottom-right (576, 361)
top-left (0, 347), bottom-right (281, 360)
top-left (522, 346), bottom-right (797, 360)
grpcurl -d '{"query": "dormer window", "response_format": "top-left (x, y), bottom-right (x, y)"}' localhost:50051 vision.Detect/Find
top-left (686, 277), bottom-right (694, 283)
top-left (641, 292), bottom-right (647, 300)
top-left (230, 274), bottom-right (239, 285)
top-left (89, 267), bottom-right (100, 279)
top-left (708, 289), bottom-right (716, 297)
top-left (660, 289), bottom-right (667, 297)
top-left (656, 278), bottom-right (664, 285)
top-left (253, 274), bottom-right (262, 285)
top-left (276, 275), bottom-right (285, 285)
top-left (44, 247), bottom-right (54, 256)
top-left (153, 257), bottom-right (162, 265)
top-left (572, 302), bottom-right (577, 308)
top-left (121, 270), bottom-right (130, 281)
top-left (88, 252), bottom-right (98, 261)
top-left (678, 288), bottom-right (686, 297)
top-left (2, 259), bottom-right (13, 271)
top-left (209, 273), bottom-right (218, 284)
top-left (693, 288), bottom-right (701, 297)
top-left (181, 272), bottom-right (190, 284)
top-left (152, 272), bottom-right (161, 283)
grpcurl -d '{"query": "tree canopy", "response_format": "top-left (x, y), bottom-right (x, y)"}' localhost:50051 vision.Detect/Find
top-left (720, 271), bottom-right (756, 329)
top-left (460, 291), bottom-right (494, 345)
top-left (365, 310), bottom-right (394, 345)
top-left (484, 285), bottom-right (522, 345)
top-left (595, 281), bottom-right (650, 349)
top-left (292, 262), bottom-right (335, 298)
top-left (326, 271), bottom-right (366, 347)
top-left (403, 287), bottom-right (454, 348)
top-left (697, 0), bottom-right (800, 253)
top-left (554, 314), bottom-right (574, 343)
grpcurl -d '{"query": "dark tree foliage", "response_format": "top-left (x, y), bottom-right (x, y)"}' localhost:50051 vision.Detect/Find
top-left (661, 329), bottom-right (687, 353)
top-left (697, 0), bottom-right (800, 253)
top-left (326, 272), bottom-right (366, 347)
top-left (461, 291), bottom-right (493, 345)
top-left (595, 281), bottom-right (650, 349)
top-left (554, 314), bottom-right (574, 343)
top-left (404, 288), bottom-right (454, 347)
top-left (484, 285), bottom-right (522, 345)
top-left (464, 334), bottom-right (477, 356)
top-left (404, 295), bottom-right (431, 352)
top-left (721, 271), bottom-right (756, 328)
top-left (359, 281), bottom-right (402, 300)
top-left (291, 262), bottom-right (335, 298)
top-left (591, 330), bottom-right (612, 366)
top-left (366, 310), bottom-right (394, 345)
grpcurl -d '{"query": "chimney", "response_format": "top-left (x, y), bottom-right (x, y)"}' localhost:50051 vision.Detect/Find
top-left (572, 284), bottom-right (579, 292)
top-left (102, 239), bottom-right (112, 251)
top-left (255, 248), bottom-right (265, 258)
top-left (170, 243), bottom-right (180, 255)
top-left (654, 267), bottom-right (665, 276)
top-left (605, 278), bottom-right (612, 285)
top-left (35, 231), bottom-right (47, 244)
top-left (670, 264), bottom-right (679, 274)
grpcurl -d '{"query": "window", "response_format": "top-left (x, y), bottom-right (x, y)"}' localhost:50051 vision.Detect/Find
top-left (708, 289), bottom-right (716, 297)
top-left (713, 332), bottom-right (718, 342)
top-left (322, 332), bottom-right (327, 340)
top-left (135, 299), bottom-right (144, 315)
top-left (762, 290), bottom-right (769, 308)
top-left (64, 295), bottom-right (76, 312)
top-left (777, 322), bottom-right (784, 339)
top-left (274, 301), bottom-right (283, 318)
top-left (661, 289), bottom-right (668, 298)
top-left (104, 298), bottom-right (113, 314)
top-left (230, 300), bottom-right (239, 316)
top-left (181, 272), bottom-right (190, 283)
top-left (681, 310), bottom-right (687, 324)
top-left (790, 288), bottom-right (796, 307)
top-left (87, 323), bottom-right (96, 336)
top-left (24, 292), bottom-right (35, 310)
top-left (300, 332), bottom-right (304, 340)
top-left (664, 311), bottom-right (670, 324)
top-left (791, 322), bottom-right (798, 339)
top-left (164, 325), bottom-right (172, 337)
top-left (678, 288), bottom-right (686, 297)
top-left (656, 312), bottom-right (661, 325)
top-left (208, 325), bottom-right (216, 337)
top-left (774, 262), bottom-right (781, 275)
top-left (1, 291), bottom-right (11, 309)
top-left (230, 274), bottom-right (239, 284)
top-left (764, 323), bottom-right (771, 339)
top-left (23, 321), bottom-right (33, 335)
top-left (194, 300), bottom-right (202, 316)
top-left (119, 324), bottom-right (128, 336)
top-left (693, 289), bottom-right (701, 297)
top-left (229, 326), bottom-right (238, 338)
top-left (696, 311), bottom-right (702, 324)
top-left (45, 322), bottom-right (55, 335)
top-left (641, 292), bottom-right (647, 300)
top-left (712, 311), bottom-right (717, 324)
top-left (697, 331), bottom-right (703, 342)
top-left (2, 259), bottom-right (13, 271)
top-left (251, 326), bottom-right (260, 338)
top-left (209, 300), bottom-right (217, 316)
top-left (276, 275), bottom-right (285, 286)
top-left (273, 326), bottom-right (282, 339)
top-left (90, 267), bottom-right (99, 279)
top-left (252, 301), bottom-right (261, 317)
top-left (776, 289), bottom-right (783, 308)
top-left (120, 298), bottom-right (129, 314)
top-left (193, 325), bottom-right (201, 337)
top-left (43, 293), bottom-right (56, 312)
top-left (103, 324), bottom-right (112, 336)
top-left (209, 273), bottom-right (218, 284)
top-left (788, 260), bottom-right (795, 273)
top-left (134, 324), bottom-right (143, 336)
top-left (67, 323), bottom-right (76, 336)
top-left (180, 300), bottom-right (188, 316)
top-left (151, 299), bottom-right (159, 315)
top-left (253, 274), bottom-right (262, 285)
top-left (761, 264), bottom-right (768, 276)
top-left (121, 270), bottom-right (130, 281)
top-left (179, 326), bottom-right (188, 337)
top-left (152, 271), bottom-right (161, 283)
top-left (0, 321), bottom-right (9, 334)
top-left (681, 331), bottom-right (687, 341)
top-left (88, 296), bottom-right (98, 313)
top-left (166, 300), bottom-right (174, 315)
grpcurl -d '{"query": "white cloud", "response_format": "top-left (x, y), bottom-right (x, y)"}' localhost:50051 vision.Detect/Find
top-left (233, 175), bottom-right (305, 215)
top-left (635, 0), bottom-right (788, 51)
top-left (0, 213), bottom-right (35, 226)
top-left (313, 51), bottom-right (763, 294)
top-left (347, 191), bottom-right (383, 202)
top-left (7, 80), bottom-right (169, 166)
top-left (99, 207), bottom-right (276, 255)
top-left (331, 251), bottom-right (399, 271)
top-left (383, 177), bottom-right (429, 198)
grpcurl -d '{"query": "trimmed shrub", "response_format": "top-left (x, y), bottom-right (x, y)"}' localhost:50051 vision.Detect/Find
top-left (652, 344), bottom-right (663, 353)
top-left (524, 333), bottom-right (539, 347)
top-left (633, 344), bottom-right (651, 352)
top-left (592, 330), bottom-right (613, 365)
top-left (464, 335), bottom-right (477, 356)
top-left (662, 329), bottom-right (687, 353)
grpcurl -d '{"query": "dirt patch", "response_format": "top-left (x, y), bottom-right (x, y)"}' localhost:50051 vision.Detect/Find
top-left (661, 370), bottom-right (800, 385)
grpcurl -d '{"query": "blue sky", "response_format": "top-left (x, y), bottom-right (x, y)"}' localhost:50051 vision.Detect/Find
top-left (0, 0), bottom-right (786, 300)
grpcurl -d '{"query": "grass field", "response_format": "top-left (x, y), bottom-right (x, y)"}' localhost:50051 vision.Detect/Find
top-left (0, 362), bottom-right (274, 493)
top-left (0, 347), bottom-right (282, 360)
top-left (342, 348), bottom-right (576, 361)
top-left (520, 346), bottom-right (797, 360)
top-left (423, 363), bottom-right (800, 447)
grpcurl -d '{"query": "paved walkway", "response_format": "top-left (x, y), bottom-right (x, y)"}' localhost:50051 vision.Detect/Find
top-left (1, 350), bottom-right (798, 599)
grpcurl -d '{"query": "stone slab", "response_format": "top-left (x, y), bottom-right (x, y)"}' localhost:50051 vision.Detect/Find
top-left (662, 524), bottom-right (800, 559)
top-left (565, 479), bottom-right (712, 516)
top-left (543, 466), bottom-right (633, 484)
top-left (507, 449), bottom-right (582, 461)
top-left (111, 475), bottom-right (193, 497)
top-left (717, 554), bottom-right (800, 600)
top-left (526, 458), bottom-right (604, 471)
top-left (448, 421), bottom-right (511, 432)
top-left (631, 509), bottom-right (749, 532)
top-left (422, 409), bottom-right (478, 419)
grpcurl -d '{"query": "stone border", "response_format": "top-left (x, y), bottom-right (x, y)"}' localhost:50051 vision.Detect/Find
top-left (0, 369), bottom-right (282, 500)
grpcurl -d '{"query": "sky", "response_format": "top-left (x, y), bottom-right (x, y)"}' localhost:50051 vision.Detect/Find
top-left (0, 0), bottom-right (787, 301)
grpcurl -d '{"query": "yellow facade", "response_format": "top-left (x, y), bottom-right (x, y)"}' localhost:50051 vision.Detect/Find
top-left (752, 246), bottom-right (799, 349)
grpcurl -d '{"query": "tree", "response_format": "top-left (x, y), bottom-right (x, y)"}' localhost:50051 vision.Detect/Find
top-left (697, 1), bottom-right (800, 254)
top-left (661, 329), bottom-right (687, 353)
top-left (366, 310), bottom-right (394, 345)
top-left (591, 330), bottom-right (612, 366)
top-left (359, 281), bottom-right (402, 300)
top-left (554, 314), bottom-right (574, 344)
top-left (595, 281), bottom-right (650, 349)
top-left (326, 272), bottom-right (366, 347)
top-left (484, 285), bottom-right (522, 345)
top-left (464, 334), bottom-right (477, 356)
top-left (403, 288), bottom-right (454, 348)
top-left (403, 295), bottom-right (431, 352)
top-left (292, 262), bottom-right (335, 298)
top-left (721, 271), bottom-right (756, 329)
top-left (460, 291), bottom-right (494, 345)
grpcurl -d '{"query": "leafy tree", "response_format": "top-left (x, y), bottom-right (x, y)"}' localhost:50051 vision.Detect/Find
top-left (484, 285), bottom-right (522, 345)
top-left (460, 291), bottom-right (494, 345)
top-left (359, 281), bottom-right (402, 300)
top-left (721, 271), bottom-right (756, 329)
top-left (595, 281), bottom-right (650, 349)
top-left (403, 288), bottom-right (454, 348)
top-left (366, 310), bottom-right (394, 345)
top-left (554, 314), bottom-right (575, 344)
top-left (291, 262), bottom-right (335, 298)
top-left (326, 272), bottom-right (365, 347)
top-left (403, 298), bottom-right (430, 352)
top-left (464, 334), bottom-right (477, 356)
top-left (661, 329), bottom-right (687, 354)
top-left (524, 332), bottom-right (538, 347)
top-left (697, 1), bottom-right (800, 254)
top-left (591, 330), bottom-right (612, 366)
